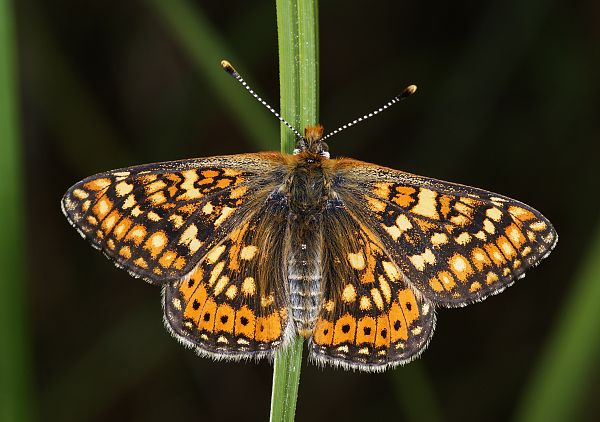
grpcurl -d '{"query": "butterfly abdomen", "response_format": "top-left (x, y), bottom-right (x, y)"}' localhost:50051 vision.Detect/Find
top-left (287, 217), bottom-right (324, 337)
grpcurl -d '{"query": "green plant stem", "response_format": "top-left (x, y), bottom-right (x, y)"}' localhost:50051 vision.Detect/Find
top-left (270, 337), bottom-right (304, 422)
top-left (0, 0), bottom-right (34, 420)
top-left (271, 0), bottom-right (319, 421)
top-left (514, 220), bottom-right (600, 422)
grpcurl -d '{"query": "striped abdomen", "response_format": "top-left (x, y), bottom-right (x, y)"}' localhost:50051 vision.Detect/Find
top-left (287, 217), bottom-right (323, 337)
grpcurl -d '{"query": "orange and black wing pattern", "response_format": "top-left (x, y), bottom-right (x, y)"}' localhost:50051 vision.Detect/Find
top-left (309, 203), bottom-right (435, 371)
top-left (61, 153), bottom-right (286, 284)
top-left (335, 159), bottom-right (557, 306)
top-left (164, 194), bottom-right (293, 359)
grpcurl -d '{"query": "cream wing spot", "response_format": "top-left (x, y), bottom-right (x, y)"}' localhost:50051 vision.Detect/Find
top-left (383, 224), bottom-right (401, 240)
top-left (396, 214), bottom-right (413, 232)
top-left (408, 249), bottom-right (436, 271)
top-left (94, 197), bottom-right (112, 219)
top-left (147, 211), bottom-right (161, 222)
top-left (130, 206), bottom-right (143, 217)
top-left (382, 261), bottom-right (402, 281)
top-left (126, 225), bottom-right (146, 245)
top-left (378, 276), bottom-right (392, 303)
top-left (530, 221), bottom-right (547, 231)
top-left (172, 298), bottom-right (182, 311)
top-left (483, 219), bottom-right (496, 234)
top-left (84, 178), bottom-right (111, 191)
top-left (230, 186), bottom-right (248, 199)
top-left (202, 202), bottom-right (214, 215)
top-left (240, 245), bottom-right (258, 260)
top-left (347, 252), bottom-right (366, 270)
top-left (206, 244), bottom-right (226, 264)
top-left (214, 206), bottom-right (235, 227)
top-left (213, 276), bottom-right (229, 296)
top-left (179, 170), bottom-right (201, 200)
top-left (323, 300), bottom-right (335, 312)
top-left (145, 231), bottom-right (168, 257)
top-left (342, 284), bottom-right (357, 303)
top-left (431, 232), bottom-right (448, 246)
top-left (115, 181), bottom-right (134, 197)
top-left (359, 296), bottom-right (372, 310)
top-left (411, 189), bottom-right (439, 219)
top-left (179, 224), bottom-right (201, 253)
top-left (168, 214), bottom-right (185, 229)
top-left (208, 261), bottom-right (225, 286)
top-left (72, 189), bottom-right (88, 199)
top-left (451, 255), bottom-right (466, 272)
top-left (449, 253), bottom-right (474, 282)
top-left (474, 230), bottom-right (487, 240)
top-left (455, 232), bottom-right (472, 245)
top-left (144, 180), bottom-right (167, 194)
top-left (225, 285), bottom-right (238, 300)
top-left (371, 288), bottom-right (384, 310)
top-left (241, 277), bottom-right (256, 296)
top-left (486, 207), bottom-right (503, 222)
top-left (122, 194), bottom-right (136, 209)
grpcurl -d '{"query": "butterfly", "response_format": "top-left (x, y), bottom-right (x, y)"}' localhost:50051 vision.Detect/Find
top-left (61, 61), bottom-right (557, 372)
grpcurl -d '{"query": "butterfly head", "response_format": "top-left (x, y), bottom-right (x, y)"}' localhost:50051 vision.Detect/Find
top-left (293, 124), bottom-right (330, 159)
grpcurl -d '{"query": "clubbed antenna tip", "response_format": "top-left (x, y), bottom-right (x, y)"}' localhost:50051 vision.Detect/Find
top-left (402, 84), bottom-right (417, 98)
top-left (220, 60), bottom-right (236, 75)
top-left (220, 59), bottom-right (304, 140)
top-left (319, 83), bottom-right (418, 142)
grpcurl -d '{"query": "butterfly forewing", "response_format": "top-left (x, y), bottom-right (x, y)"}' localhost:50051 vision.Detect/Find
top-left (335, 159), bottom-right (558, 306)
top-left (309, 203), bottom-right (435, 371)
top-left (61, 153), bottom-right (286, 284)
top-left (164, 192), bottom-right (292, 359)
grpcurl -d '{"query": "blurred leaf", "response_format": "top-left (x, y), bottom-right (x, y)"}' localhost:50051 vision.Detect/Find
top-left (149, 0), bottom-right (278, 151)
top-left (41, 304), bottom-right (170, 422)
top-left (392, 363), bottom-right (443, 422)
top-left (21, 7), bottom-right (132, 173)
top-left (515, 219), bottom-right (600, 422)
top-left (419, 0), bottom-right (555, 172)
top-left (0, 0), bottom-right (35, 420)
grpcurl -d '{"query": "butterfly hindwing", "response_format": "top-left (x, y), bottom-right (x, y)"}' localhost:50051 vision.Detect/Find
top-left (309, 203), bottom-right (435, 371)
top-left (164, 193), bottom-right (292, 359)
top-left (61, 153), bottom-right (286, 284)
top-left (335, 159), bottom-right (558, 306)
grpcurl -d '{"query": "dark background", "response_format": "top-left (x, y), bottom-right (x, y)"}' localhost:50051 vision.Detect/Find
top-left (15, 0), bottom-right (600, 420)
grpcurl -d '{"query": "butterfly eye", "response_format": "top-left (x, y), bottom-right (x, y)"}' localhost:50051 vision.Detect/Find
top-left (318, 141), bottom-right (330, 158)
top-left (293, 139), bottom-right (308, 154)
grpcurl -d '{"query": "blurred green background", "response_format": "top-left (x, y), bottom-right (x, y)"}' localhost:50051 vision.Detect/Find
top-left (1, 0), bottom-right (599, 421)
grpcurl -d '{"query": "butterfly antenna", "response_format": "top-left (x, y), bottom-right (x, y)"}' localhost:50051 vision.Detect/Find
top-left (319, 84), bottom-right (417, 142)
top-left (221, 60), bottom-right (304, 140)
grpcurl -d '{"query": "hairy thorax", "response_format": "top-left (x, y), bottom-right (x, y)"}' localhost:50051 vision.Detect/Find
top-left (286, 154), bottom-right (331, 216)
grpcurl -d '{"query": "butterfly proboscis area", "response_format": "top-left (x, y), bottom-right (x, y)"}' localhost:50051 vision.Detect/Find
top-left (62, 61), bottom-right (557, 372)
